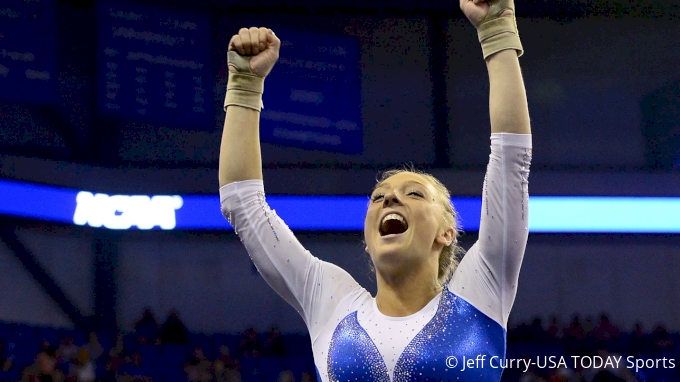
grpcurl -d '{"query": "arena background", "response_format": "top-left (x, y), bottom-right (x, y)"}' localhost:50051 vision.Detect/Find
top-left (1, 0), bottom-right (679, 381)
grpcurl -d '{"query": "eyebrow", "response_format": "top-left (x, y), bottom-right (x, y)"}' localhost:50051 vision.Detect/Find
top-left (374, 180), bottom-right (427, 191)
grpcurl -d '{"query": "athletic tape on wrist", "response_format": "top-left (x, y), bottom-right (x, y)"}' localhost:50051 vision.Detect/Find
top-left (224, 51), bottom-right (264, 112)
top-left (476, 0), bottom-right (524, 59)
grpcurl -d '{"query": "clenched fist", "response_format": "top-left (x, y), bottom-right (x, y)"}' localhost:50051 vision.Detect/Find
top-left (228, 27), bottom-right (281, 78)
top-left (460, 0), bottom-right (513, 29)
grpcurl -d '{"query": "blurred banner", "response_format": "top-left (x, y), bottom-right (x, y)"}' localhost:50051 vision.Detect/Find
top-left (0, 0), bottom-right (57, 104)
top-left (97, 0), bottom-right (213, 127)
top-left (3, 179), bottom-right (680, 233)
top-left (261, 29), bottom-right (363, 154)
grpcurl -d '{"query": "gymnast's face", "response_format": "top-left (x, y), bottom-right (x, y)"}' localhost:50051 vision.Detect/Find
top-left (364, 172), bottom-right (452, 274)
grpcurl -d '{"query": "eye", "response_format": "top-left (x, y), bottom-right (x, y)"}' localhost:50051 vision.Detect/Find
top-left (371, 193), bottom-right (384, 202)
top-left (408, 190), bottom-right (424, 197)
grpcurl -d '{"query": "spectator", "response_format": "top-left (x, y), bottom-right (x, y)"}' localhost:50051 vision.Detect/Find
top-left (184, 346), bottom-right (212, 382)
top-left (565, 315), bottom-right (587, 341)
top-left (586, 315), bottom-right (618, 355)
top-left (628, 322), bottom-right (648, 357)
top-left (214, 343), bottom-right (248, 382)
top-left (118, 351), bottom-right (153, 380)
top-left (0, 339), bottom-right (13, 372)
top-left (262, 326), bottom-right (285, 357)
top-left (21, 347), bottom-right (64, 382)
top-left (583, 316), bottom-right (596, 337)
top-left (546, 315), bottom-right (564, 342)
top-left (103, 334), bottom-right (126, 382)
top-left (56, 337), bottom-right (78, 362)
top-left (81, 332), bottom-right (103, 362)
top-left (650, 324), bottom-right (674, 357)
top-left (563, 315), bottom-right (588, 356)
top-left (239, 327), bottom-right (260, 358)
top-left (215, 345), bottom-right (240, 372)
top-left (213, 358), bottom-right (242, 382)
top-left (277, 370), bottom-right (294, 382)
top-left (591, 314), bottom-right (620, 344)
top-left (55, 337), bottom-right (78, 376)
top-left (160, 310), bottom-right (188, 345)
top-left (134, 308), bottom-right (159, 346)
top-left (74, 349), bottom-right (95, 382)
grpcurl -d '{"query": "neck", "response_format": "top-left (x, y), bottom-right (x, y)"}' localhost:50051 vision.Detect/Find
top-left (374, 263), bottom-right (442, 317)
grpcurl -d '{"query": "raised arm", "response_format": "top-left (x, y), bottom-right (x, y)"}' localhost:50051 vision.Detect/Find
top-left (217, 28), bottom-right (360, 334)
top-left (487, 49), bottom-right (530, 134)
top-left (449, 0), bottom-right (532, 328)
top-left (218, 27), bottom-right (279, 187)
top-left (460, 0), bottom-right (530, 134)
top-left (218, 99), bottom-right (262, 186)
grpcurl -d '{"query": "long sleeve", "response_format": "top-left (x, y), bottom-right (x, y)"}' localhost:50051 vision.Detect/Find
top-left (219, 180), bottom-right (362, 336)
top-left (448, 132), bottom-right (532, 328)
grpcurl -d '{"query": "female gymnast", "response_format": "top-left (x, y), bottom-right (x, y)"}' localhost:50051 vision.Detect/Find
top-left (218, 0), bottom-right (532, 380)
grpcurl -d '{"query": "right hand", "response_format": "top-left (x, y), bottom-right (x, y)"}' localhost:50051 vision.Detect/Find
top-left (228, 27), bottom-right (280, 78)
top-left (460, 0), bottom-right (514, 29)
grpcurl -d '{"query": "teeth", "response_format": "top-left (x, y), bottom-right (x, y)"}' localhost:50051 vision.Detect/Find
top-left (382, 213), bottom-right (406, 225)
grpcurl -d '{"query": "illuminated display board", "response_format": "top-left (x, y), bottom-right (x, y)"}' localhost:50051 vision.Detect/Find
top-left (2, 179), bottom-right (680, 233)
top-left (97, 0), bottom-right (212, 127)
top-left (0, 0), bottom-right (56, 103)
top-left (261, 29), bottom-right (363, 154)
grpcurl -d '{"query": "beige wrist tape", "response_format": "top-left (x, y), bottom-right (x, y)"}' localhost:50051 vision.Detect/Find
top-left (224, 51), bottom-right (264, 112)
top-left (477, 0), bottom-right (524, 59)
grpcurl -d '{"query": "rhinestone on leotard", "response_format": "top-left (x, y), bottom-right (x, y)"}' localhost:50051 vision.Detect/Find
top-left (254, 191), bottom-right (279, 242)
top-left (518, 148), bottom-right (532, 221)
top-left (327, 311), bottom-right (389, 382)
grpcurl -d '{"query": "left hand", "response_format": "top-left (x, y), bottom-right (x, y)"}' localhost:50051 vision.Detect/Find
top-left (460, 0), bottom-right (514, 29)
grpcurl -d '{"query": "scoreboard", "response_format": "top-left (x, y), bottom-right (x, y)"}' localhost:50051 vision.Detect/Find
top-left (261, 29), bottom-right (364, 154)
top-left (2, 0), bottom-right (364, 154)
top-left (0, 0), bottom-right (56, 104)
top-left (97, 0), bottom-right (213, 127)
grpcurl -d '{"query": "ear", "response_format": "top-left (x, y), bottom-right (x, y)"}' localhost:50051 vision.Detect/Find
top-left (436, 226), bottom-right (455, 247)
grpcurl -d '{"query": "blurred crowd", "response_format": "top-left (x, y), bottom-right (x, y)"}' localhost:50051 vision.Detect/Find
top-left (0, 310), bottom-right (677, 382)
top-left (0, 308), bottom-right (314, 382)
top-left (506, 314), bottom-right (679, 382)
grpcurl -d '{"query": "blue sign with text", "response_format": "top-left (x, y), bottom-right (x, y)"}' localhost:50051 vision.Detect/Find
top-left (0, 0), bottom-right (56, 104)
top-left (4, 179), bottom-right (680, 233)
top-left (261, 29), bottom-right (363, 154)
top-left (97, 0), bottom-right (212, 127)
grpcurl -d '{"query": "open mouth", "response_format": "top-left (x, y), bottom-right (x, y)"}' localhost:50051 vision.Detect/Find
top-left (379, 213), bottom-right (408, 236)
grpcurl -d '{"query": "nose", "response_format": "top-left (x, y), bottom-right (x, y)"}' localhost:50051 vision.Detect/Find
top-left (382, 192), bottom-right (402, 207)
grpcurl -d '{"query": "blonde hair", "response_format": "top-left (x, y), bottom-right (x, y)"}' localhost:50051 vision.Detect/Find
top-left (371, 167), bottom-right (466, 286)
